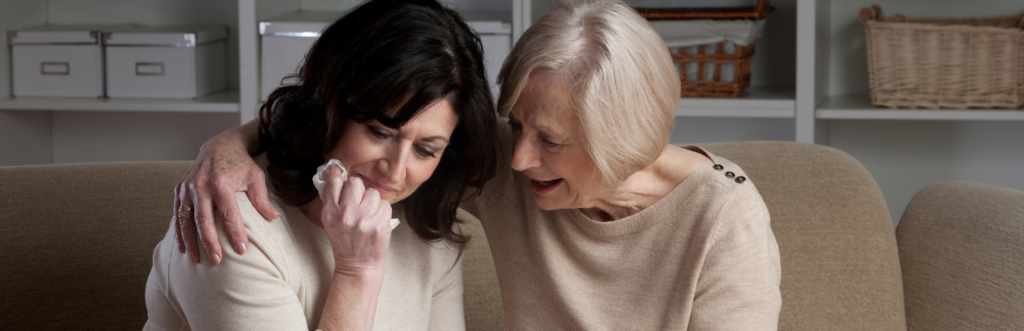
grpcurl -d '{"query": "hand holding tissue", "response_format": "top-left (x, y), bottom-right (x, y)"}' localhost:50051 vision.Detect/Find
top-left (312, 159), bottom-right (400, 229)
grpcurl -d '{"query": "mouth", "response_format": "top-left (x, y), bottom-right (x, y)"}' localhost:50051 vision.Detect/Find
top-left (529, 178), bottom-right (563, 194)
top-left (354, 174), bottom-right (397, 195)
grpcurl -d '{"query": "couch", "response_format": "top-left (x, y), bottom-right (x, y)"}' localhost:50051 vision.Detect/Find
top-left (1, 141), bottom-right (1020, 330)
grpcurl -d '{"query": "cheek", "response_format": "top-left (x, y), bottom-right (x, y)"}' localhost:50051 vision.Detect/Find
top-left (394, 158), bottom-right (442, 202)
top-left (407, 160), bottom-right (440, 188)
top-left (331, 130), bottom-right (378, 169)
top-left (555, 151), bottom-right (597, 189)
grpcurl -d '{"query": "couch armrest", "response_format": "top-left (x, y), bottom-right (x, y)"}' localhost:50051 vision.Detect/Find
top-left (898, 181), bottom-right (1024, 331)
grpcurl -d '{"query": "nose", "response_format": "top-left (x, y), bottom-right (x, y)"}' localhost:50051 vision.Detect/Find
top-left (378, 143), bottom-right (409, 185)
top-left (510, 132), bottom-right (543, 171)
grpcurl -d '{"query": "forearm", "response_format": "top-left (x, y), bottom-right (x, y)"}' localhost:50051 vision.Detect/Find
top-left (203, 120), bottom-right (263, 156)
top-left (318, 271), bottom-right (385, 331)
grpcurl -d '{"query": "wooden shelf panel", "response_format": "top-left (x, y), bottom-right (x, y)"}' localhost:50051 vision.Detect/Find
top-left (0, 90), bottom-right (240, 113)
top-left (817, 95), bottom-right (1024, 121)
top-left (675, 87), bottom-right (795, 118)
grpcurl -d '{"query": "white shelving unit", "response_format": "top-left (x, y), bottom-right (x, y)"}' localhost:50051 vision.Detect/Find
top-left (2, 0), bottom-right (1022, 223)
top-left (0, 90), bottom-right (240, 113)
top-left (798, 0), bottom-right (1024, 223)
top-left (818, 96), bottom-right (1024, 121)
top-left (675, 87), bottom-right (795, 118)
top-left (0, 0), bottom-right (245, 165)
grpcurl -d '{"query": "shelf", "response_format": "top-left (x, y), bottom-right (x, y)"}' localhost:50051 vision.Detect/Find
top-left (0, 90), bottom-right (240, 113)
top-left (817, 95), bottom-right (1024, 121)
top-left (675, 87), bottom-right (795, 118)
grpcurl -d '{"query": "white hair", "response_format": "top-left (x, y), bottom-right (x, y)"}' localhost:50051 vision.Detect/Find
top-left (497, 0), bottom-right (680, 188)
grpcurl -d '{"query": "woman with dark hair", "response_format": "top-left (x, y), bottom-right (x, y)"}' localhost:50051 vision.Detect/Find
top-left (143, 0), bottom-right (497, 329)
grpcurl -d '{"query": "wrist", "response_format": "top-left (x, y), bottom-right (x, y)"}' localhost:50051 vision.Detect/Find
top-left (333, 265), bottom-right (385, 281)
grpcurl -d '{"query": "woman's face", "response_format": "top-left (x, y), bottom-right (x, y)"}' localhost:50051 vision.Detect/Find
top-left (326, 98), bottom-right (459, 204)
top-left (509, 73), bottom-right (601, 210)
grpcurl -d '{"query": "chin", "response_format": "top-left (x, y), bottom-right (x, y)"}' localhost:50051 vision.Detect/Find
top-left (532, 196), bottom-right (564, 211)
top-left (383, 194), bottom-right (403, 204)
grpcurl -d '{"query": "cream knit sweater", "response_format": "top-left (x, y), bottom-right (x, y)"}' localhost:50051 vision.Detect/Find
top-left (144, 160), bottom-right (465, 330)
top-left (463, 140), bottom-right (782, 330)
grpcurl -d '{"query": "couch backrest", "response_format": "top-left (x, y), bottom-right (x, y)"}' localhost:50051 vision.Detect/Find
top-left (704, 141), bottom-right (907, 331)
top-left (459, 209), bottom-right (506, 330)
top-left (898, 181), bottom-right (1024, 331)
top-left (0, 161), bottom-right (193, 330)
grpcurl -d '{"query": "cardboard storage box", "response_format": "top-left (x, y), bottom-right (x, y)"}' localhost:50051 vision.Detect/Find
top-left (9, 26), bottom-right (110, 98)
top-left (258, 11), bottom-right (511, 102)
top-left (104, 26), bottom-right (227, 98)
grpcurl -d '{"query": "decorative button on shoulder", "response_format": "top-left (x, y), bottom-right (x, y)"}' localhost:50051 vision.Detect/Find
top-left (735, 176), bottom-right (746, 183)
top-left (725, 171), bottom-right (735, 179)
top-left (713, 164), bottom-right (724, 171)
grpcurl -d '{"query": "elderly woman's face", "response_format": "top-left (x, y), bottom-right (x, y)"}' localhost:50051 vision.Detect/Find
top-left (508, 73), bottom-right (601, 210)
top-left (326, 99), bottom-right (459, 203)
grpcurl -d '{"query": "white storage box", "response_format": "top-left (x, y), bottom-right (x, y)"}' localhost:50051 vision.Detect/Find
top-left (258, 11), bottom-right (511, 101)
top-left (8, 26), bottom-right (112, 98)
top-left (258, 12), bottom-right (338, 101)
top-left (104, 26), bottom-right (227, 98)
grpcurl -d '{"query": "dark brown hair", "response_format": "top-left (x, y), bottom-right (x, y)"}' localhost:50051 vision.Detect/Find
top-left (257, 0), bottom-right (499, 245)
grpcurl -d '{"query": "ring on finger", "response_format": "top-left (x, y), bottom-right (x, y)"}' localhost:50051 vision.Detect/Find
top-left (179, 204), bottom-right (193, 213)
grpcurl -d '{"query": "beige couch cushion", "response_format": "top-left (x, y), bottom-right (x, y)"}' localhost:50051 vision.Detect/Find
top-left (704, 141), bottom-right (906, 331)
top-left (898, 181), bottom-right (1024, 331)
top-left (0, 161), bottom-right (193, 330)
top-left (459, 209), bottom-right (506, 331)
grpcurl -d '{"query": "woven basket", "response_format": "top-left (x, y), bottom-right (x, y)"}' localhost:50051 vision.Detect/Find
top-left (860, 6), bottom-right (1024, 109)
top-left (637, 0), bottom-right (773, 98)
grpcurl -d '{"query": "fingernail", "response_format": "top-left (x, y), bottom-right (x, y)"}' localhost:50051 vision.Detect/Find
top-left (189, 251), bottom-right (199, 264)
top-left (211, 253), bottom-right (222, 265)
top-left (237, 243), bottom-right (247, 254)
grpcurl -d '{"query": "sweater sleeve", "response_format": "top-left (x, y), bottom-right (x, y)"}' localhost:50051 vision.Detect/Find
top-left (145, 213), bottom-right (311, 331)
top-left (688, 185), bottom-right (782, 331)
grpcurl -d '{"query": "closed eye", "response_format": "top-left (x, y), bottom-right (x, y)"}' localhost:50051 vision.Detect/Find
top-left (368, 126), bottom-right (392, 140)
top-left (415, 145), bottom-right (437, 158)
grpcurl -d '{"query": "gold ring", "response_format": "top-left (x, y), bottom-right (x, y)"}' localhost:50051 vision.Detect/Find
top-left (179, 204), bottom-right (192, 212)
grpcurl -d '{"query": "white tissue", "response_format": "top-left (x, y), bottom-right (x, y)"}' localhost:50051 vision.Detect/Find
top-left (312, 159), bottom-right (400, 229)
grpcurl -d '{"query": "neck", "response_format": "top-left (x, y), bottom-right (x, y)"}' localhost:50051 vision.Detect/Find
top-left (578, 145), bottom-right (710, 222)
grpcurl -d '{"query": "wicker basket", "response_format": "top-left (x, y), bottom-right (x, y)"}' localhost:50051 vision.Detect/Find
top-left (860, 6), bottom-right (1024, 109)
top-left (637, 0), bottom-right (773, 98)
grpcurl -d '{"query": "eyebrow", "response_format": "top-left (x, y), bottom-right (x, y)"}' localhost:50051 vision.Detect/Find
top-left (420, 136), bottom-right (450, 144)
top-left (508, 113), bottom-right (568, 141)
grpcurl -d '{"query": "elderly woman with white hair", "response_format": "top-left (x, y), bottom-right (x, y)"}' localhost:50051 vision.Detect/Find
top-left (172, 0), bottom-right (781, 328)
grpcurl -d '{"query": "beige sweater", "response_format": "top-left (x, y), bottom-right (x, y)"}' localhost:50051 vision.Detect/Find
top-left (463, 142), bottom-right (782, 330)
top-left (144, 191), bottom-right (465, 330)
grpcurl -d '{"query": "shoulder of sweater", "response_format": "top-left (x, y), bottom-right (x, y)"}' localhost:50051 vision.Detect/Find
top-left (227, 192), bottom-right (299, 263)
top-left (232, 192), bottom-right (290, 234)
top-left (700, 151), bottom-right (759, 195)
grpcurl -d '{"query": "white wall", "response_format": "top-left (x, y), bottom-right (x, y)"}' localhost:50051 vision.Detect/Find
top-left (0, 111), bottom-right (52, 166)
top-left (670, 118), bottom-right (795, 144)
top-left (50, 112), bottom-right (239, 164)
